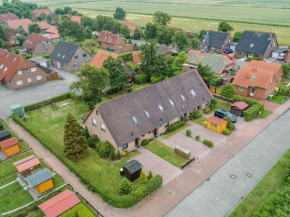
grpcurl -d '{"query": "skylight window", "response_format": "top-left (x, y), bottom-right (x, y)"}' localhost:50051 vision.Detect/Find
top-left (168, 99), bottom-right (175, 107)
top-left (132, 116), bottom-right (138, 124)
top-left (190, 89), bottom-right (196, 96)
top-left (250, 44), bottom-right (254, 48)
top-left (0, 64), bottom-right (3, 69)
top-left (180, 94), bottom-right (186, 101)
top-left (144, 110), bottom-right (150, 118)
top-left (252, 75), bottom-right (257, 80)
top-left (158, 105), bottom-right (164, 111)
top-left (62, 55), bottom-right (65, 59)
top-left (58, 54), bottom-right (60, 57)
top-left (4, 67), bottom-right (7, 72)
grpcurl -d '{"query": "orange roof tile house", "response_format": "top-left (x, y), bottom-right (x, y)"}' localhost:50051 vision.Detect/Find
top-left (119, 20), bottom-right (138, 36)
top-left (206, 116), bottom-right (227, 134)
top-left (0, 137), bottom-right (20, 157)
top-left (97, 31), bottom-right (126, 51)
top-left (13, 155), bottom-right (41, 175)
top-left (91, 50), bottom-right (118, 68)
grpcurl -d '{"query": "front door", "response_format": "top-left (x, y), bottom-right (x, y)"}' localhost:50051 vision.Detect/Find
top-left (250, 87), bottom-right (255, 97)
top-left (135, 138), bottom-right (139, 147)
top-left (154, 128), bottom-right (157, 137)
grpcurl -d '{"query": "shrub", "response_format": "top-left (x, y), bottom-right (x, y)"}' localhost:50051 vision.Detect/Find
top-left (118, 178), bottom-right (133, 195)
top-left (245, 103), bottom-right (264, 121)
top-left (150, 76), bottom-right (162, 83)
top-left (60, 204), bottom-right (94, 217)
top-left (224, 128), bottom-right (230, 135)
top-left (186, 130), bottom-right (192, 137)
top-left (203, 107), bottom-right (210, 114)
top-left (97, 141), bottom-right (115, 158)
top-left (181, 116), bottom-right (185, 122)
top-left (190, 110), bottom-right (203, 120)
top-left (141, 139), bottom-right (150, 146)
top-left (109, 150), bottom-right (116, 161)
top-left (210, 98), bottom-right (218, 110)
top-left (203, 140), bottom-right (213, 148)
top-left (122, 150), bottom-right (129, 156)
top-left (127, 87), bottom-right (133, 93)
top-left (134, 74), bottom-right (148, 84)
top-left (132, 185), bottom-right (147, 201)
top-left (223, 116), bottom-right (236, 131)
top-left (87, 135), bottom-right (100, 148)
top-left (284, 166), bottom-right (290, 183)
top-left (195, 135), bottom-right (200, 141)
top-left (120, 52), bottom-right (133, 62)
top-left (164, 121), bottom-right (185, 134)
top-left (116, 150), bottom-right (121, 159)
top-left (140, 170), bottom-right (148, 184)
top-left (148, 170), bottom-right (153, 180)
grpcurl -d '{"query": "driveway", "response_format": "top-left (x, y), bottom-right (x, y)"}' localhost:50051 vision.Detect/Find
top-left (133, 147), bottom-right (181, 185)
top-left (0, 69), bottom-right (77, 119)
top-left (258, 99), bottom-right (280, 111)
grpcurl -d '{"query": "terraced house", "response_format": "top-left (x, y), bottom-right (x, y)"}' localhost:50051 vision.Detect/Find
top-left (85, 70), bottom-right (213, 152)
top-left (23, 33), bottom-right (55, 56)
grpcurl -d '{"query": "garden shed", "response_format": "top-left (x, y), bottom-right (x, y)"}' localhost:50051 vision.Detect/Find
top-left (0, 122), bottom-right (3, 131)
top-left (25, 168), bottom-right (54, 194)
top-left (231, 101), bottom-right (249, 117)
top-left (206, 116), bottom-right (227, 134)
top-left (9, 104), bottom-right (24, 118)
top-left (13, 155), bottom-right (41, 175)
top-left (121, 160), bottom-right (143, 182)
top-left (0, 130), bottom-right (11, 142)
top-left (0, 137), bottom-right (20, 157)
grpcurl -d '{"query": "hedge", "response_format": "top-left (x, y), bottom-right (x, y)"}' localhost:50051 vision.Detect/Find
top-left (190, 110), bottom-right (203, 119)
top-left (244, 103), bottom-right (264, 121)
top-left (203, 140), bottom-right (213, 148)
top-left (134, 74), bottom-right (148, 84)
top-left (23, 93), bottom-right (71, 112)
top-left (60, 204), bottom-right (95, 217)
top-left (164, 121), bottom-right (185, 134)
top-left (12, 114), bottom-right (162, 208)
top-left (231, 95), bottom-right (260, 107)
top-left (120, 52), bottom-right (133, 62)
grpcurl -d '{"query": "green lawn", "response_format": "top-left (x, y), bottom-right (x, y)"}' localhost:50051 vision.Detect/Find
top-left (207, 98), bottom-right (231, 114)
top-left (259, 110), bottom-right (273, 119)
top-left (145, 141), bottom-right (186, 167)
top-left (279, 78), bottom-right (290, 92)
top-left (163, 123), bottom-right (190, 139)
top-left (230, 147), bottom-right (290, 217)
top-left (192, 116), bottom-right (207, 126)
top-left (269, 95), bottom-right (287, 104)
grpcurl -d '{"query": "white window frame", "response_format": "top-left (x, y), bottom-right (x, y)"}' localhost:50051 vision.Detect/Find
top-left (36, 75), bottom-right (42, 81)
top-left (16, 80), bottom-right (23, 86)
top-left (17, 70), bottom-right (22, 75)
top-left (75, 55), bottom-right (79, 60)
top-left (239, 87), bottom-right (244, 92)
top-left (73, 63), bottom-right (78, 69)
top-left (27, 78), bottom-right (32, 83)
top-left (31, 67), bottom-right (36, 72)
top-left (101, 124), bottom-right (106, 131)
top-left (92, 118), bottom-right (97, 126)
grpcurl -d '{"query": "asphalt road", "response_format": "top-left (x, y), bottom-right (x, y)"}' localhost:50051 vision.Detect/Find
top-left (0, 68), bottom-right (76, 119)
top-left (165, 108), bottom-right (290, 217)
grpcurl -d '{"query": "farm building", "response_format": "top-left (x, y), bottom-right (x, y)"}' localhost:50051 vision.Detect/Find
top-left (121, 160), bottom-right (143, 182)
top-left (206, 116), bottom-right (227, 134)
top-left (0, 122), bottom-right (3, 131)
top-left (13, 155), bottom-right (41, 175)
top-left (230, 102), bottom-right (249, 117)
top-left (0, 130), bottom-right (11, 142)
top-left (0, 137), bottom-right (20, 157)
top-left (25, 168), bottom-right (54, 194)
top-left (38, 189), bottom-right (80, 217)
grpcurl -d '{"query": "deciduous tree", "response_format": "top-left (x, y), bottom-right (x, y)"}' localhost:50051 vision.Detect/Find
top-left (196, 63), bottom-right (215, 87)
top-left (157, 26), bottom-right (173, 45)
top-left (190, 38), bottom-right (201, 50)
top-left (218, 21), bottom-right (234, 32)
top-left (28, 23), bottom-right (41, 34)
top-left (233, 31), bottom-right (243, 42)
top-left (114, 7), bottom-right (126, 20)
top-left (144, 23), bottom-right (158, 40)
top-left (221, 83), bottom-right (236, 103)
top-left (172, 31), bottom-right (189, 51)
top-left (58, 20), bottom-right (86, 41)
top-left (153, 11), bottom-right (171, 26)
top-left (171, 51), bottom-right (188, 75)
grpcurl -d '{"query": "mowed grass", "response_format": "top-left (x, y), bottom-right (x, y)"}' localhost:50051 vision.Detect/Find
top-left (145, 141), bottom-right (186, 167)
top-left (163, 123), bottom-right (190, 139)
top-left (18, 98), bottom-right (141, 195)
top-left (207, 98), bottom-right (231, 114)
top-left (230, 147), bottom-right (290, 217)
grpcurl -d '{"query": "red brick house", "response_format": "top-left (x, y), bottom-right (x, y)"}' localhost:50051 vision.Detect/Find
top-left (235, 31), bottom-right (278, 60)
top-left (4, 19), bottom-right (32, 33)
top-left (4, 29), bottom-right (22, 47)
top-left (23, 33), bottom-right (55, 56)
top-left (0, 13), bottom-right (19, 23)
top-left (232, 61), bottom-right (282, 99)
top-left (133, 51), bottom-right (141, 65)
top-left (0, 52), bottom-right (47, 90)
top-left (36, 21), bottom-right (50, 31)
top-left (285, 52), bottom-right (290, 63)
top-left (45, 27), bottom-right (58, 35)
top-left (97, 31), bottom-right (126, 51)
top-left (71, 16), bottom-right (81, 24)
top-left (91, 51), bottom-right (119, 68)
top-left (200, 31), bottom-right (232, 53)
top-left (119, 20), bottom-right (138, 36)
top-left (33, 9), bottom-right (53, 16)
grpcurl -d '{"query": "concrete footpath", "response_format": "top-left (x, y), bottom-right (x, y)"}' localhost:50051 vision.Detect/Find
top-left (6, 99), bottom-right (290, 217)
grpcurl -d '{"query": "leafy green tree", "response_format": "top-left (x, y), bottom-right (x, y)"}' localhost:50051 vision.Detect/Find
top-left (282, 64), bottom-right (290, 78)
top-left (37, 12), bottom-right (47, 21)
top-left (218, 21), bottom-right (234, 32)
top-left (233, 31), bottom-right (243, 42)
top-left (58, 20), bottom-right (85, 41)
top-left (87, 135), bottom-right (100, 148)
top-left (70, 63), bottom-right (110, 108)
top-left (80, 39), bottom-right (100, 55)
top-left (0, 39), bottom-right (9, 48)
top-left (173, 31), bottom-right (189, 51)
top-left (153, 11), bottom-right (171, 26)
top-left (196, 63), bottom-right (215, 87)
top-left (64, 113), bottom-right (88, 159)
top-left (120, 24), bottom-right (130, 38)
top-left (23, 10), bottom-right (34, 20)
top-left (114, 7), bottom-right (126, 20)
top-left (16, 35), bottom-right (26, 45)
top-left (46, 15), bottom-right (52, 24)
top-left (148, 170), bottom-right (153, 180)
top-left (133, 28), bottom-right (141, 40)
top-left (221, 83), bottom-right (236, 103)
top-left (157, 27), bottom-right (174, 45)
top-left (81, 16), bottom-right (95, 30)
top-left (140, 170), bottom-right (148, 184)
top-left (144, 23), bottom-right (158, 40)
top-left (171, 51), bottom-right (188, 75)
top-left (103, 56), bottom-right (129, 93)
top-left (118, 178), bottom-right (132, 195)
top-left (95, 15), bottom-right (115, 32)
top-left (28, 23), bottom-right (41, 34)
top-left (190, 38), bottom-right (200, 50)
top-left (63, 7), bottom-right (73, 15)
top-left (0, 25), bottom-right (6, 39)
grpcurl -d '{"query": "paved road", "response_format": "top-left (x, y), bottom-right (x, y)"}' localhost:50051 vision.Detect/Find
top-left (0, 68), bottom-right (76, 119)
top-left (165, 108), bottom-right (290, 217)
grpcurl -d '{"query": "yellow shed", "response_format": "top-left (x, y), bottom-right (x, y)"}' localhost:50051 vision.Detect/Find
top-left (206, 116), bottom-right (227, 134)
top-left (0, 137), bottom-right (20, 157)
top-left (25, 168), bottom-right (54, 194)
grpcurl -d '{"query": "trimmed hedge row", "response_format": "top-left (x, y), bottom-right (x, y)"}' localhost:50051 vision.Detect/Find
top-left (60, 204), bottom-right (95, 217)
top-left (23, 93), bottom-right (71, 112)
top-left (203, 140), bottom-right (213, 148)
top-left (244, 103), bottom-right (264, 121)
top-left (164, 121), bottom-right (185, 134)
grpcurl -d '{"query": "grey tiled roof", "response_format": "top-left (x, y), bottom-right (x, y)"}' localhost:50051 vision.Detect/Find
top-left (202, 31), bottom-right (229, 49)
top-left (50, 41), bottom-right (78, 64)
top-left (26, 168), bottom-right (53, 188)
top-left (123, 160), bottom-right (142, 174)
top-left (158, 44), bottom-right (171, 54)
top-left (98, 71), bottom-right (213, 146)
top-left (0, 130), bottom-right (11, 139)
top-left (236, 31), bottom-right (276, 54)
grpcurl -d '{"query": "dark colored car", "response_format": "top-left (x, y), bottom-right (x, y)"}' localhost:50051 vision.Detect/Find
top-left (214, 109), bottom-right (237, 123)
top-left (224, 48), bottom-right (233, 54)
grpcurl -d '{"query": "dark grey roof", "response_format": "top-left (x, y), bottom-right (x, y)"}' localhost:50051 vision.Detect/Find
top-left (273, 47), bottom-right (289, 53)
top-left (0, 130), bottom-right (11, 138)
top-left (235, 31), bottom-right (276, 54)
top-left (158, 44), bottom-right (171, 54)
top-left (202, 31), bottom-right (229, 49)
top-left (26, 168), bottom-right (53, 188)
top-left (98, 70), bottom-right (213, 146)
top-left (50, 41), bottom-right (79, 63)
top-left (123, 160), bottom-right (142, 174)
top-left (0, 122), bottom-right (3, 128)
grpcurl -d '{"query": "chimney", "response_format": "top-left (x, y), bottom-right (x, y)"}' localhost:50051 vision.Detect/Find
top-left (182, 64), bottom-right (191, 73)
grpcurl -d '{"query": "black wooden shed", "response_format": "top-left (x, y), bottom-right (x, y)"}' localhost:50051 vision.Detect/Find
top-left (120, 160), bottom-right (143, 182)
top-left (0, 130), bottom-right (12, 142)
top-left (0, 122), bottom-right (3, 131)
top-left (230, 101), bottom-right (249, 117)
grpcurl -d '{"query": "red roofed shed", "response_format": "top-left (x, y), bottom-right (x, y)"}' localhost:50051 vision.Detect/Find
top-left (38, 190), bottom-right (80, 217)
top-left (13, 155), bottom-right (40, 175)
top-left (231, 101), bottom-right (249, 117)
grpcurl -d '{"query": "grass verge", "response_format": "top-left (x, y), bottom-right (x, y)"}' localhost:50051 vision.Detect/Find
top-left (192, 116), bottom-right (207, 126)
top-left (163, 123), bottom-right (190, 139)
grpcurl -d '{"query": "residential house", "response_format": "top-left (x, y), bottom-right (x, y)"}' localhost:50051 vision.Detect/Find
top-left (188, 50), bottom-right (235, 75)
top-left (200, 31), bottom-right (232, 53)
top-left (23, 33), bottom-right (55, 56)
top-left (232, 61), bottom-right (283, 99)
top-left (45, 26), bottom-right (58, 35)
top-left (33, 9), bottom-right (53, 16)
top-left (3, 29), bottom-right (22, 47)
top-left (36, 21), bottom-right (50, 31)
top-left (235, 31), bottom-right (278, 60)
top-left (119, 20), bottom-right (138, 36)
top-left (0, 13), bottom-right (19, 23)
top-left (44, 33), bottom-right (60, 42)
top-left (97, 31), bottom-right (126, 51)
top-left (158, 44), bottom-right (172, 56)
top-left (0, 52), bottom-right (47, 90)
top-left (4, 19), bottom-right (32, 33)
top-left (70, 16), bottom-right (81, 24)
top-left (0, 48), bottom-right (5, 57)
top-left (84, 70), bottom-right (213, 152)
top-left (51, 41), bottom-right (92, 72)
